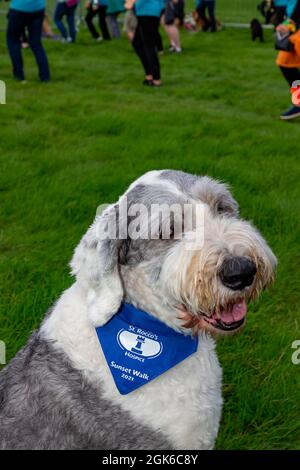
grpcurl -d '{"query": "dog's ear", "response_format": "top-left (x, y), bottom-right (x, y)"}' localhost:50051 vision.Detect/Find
top-left (70, 204), bottom-right (125, 327)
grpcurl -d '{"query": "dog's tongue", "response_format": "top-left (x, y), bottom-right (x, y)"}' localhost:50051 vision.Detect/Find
top-left (220, 300), bottom-right (247, 324)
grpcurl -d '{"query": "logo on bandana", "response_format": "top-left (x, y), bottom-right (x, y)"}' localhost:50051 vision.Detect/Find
top-left (96, 303), bottom-right (198, 395)
top-left (117, 329), bottom-right (163, 359)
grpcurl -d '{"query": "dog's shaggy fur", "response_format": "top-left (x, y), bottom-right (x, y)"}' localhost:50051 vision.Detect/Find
top-left (250, 18), bottom-right (264, 42)
top-left (0, 170), bottom-right (276, 450)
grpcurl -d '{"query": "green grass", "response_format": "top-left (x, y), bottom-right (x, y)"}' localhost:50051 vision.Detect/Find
top-left (0, 25), bottom-right (300, 450)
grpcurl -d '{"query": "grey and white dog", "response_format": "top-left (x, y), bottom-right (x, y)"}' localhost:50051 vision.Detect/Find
top-left (0, 170), bottom-right (276, 450)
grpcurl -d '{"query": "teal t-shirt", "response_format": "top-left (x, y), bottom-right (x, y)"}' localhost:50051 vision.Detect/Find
top-left (107, 0), bottom-right (124, 14)
top-left (11, 0), bottom-right (45, 12)
top-left (286, 0), bottom-right (298, 17)
top-left (135, 0), bottom-right (164, 17)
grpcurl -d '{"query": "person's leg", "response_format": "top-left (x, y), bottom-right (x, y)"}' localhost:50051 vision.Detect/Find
top-left (276, 48), bottom-right (300, 118)
top-left (206, 1), bottom-right (216, 32)
top-left (106, 13), bottom-right (120, 38)
top-left (127, 30), bottom-right (135, 41)
top-left (85, 4), bottom-right (100, 39)
top-left (43, 13), bottom-right (55, 37)
top-left (163, 2), bottom-right (175, 48)
top-left (156, 27), bottom-right (163, 53)
top-left (54, 2), bottom-right (68, 39)
top-left (132, 18), bottom-right (153, 81)
top-left (280, 66), bottom-right (300, 87)
top-left (124, 10), bottom-right (137, 42)
top-left (27, 10), bottom-right (50, 81)
top-left (164, 23), bottom-right (181, 51)
top-left (279, 66), bottom-right (300, 119)
top-left (140, 16), bottom-right (161, 83)
top-left (6, 9), bottom-right (26, 80)
top-left (196, 2), bottom-right (210, 31)
top-left (66, 5), bottom-right (77, 42)
top-left (98, 5), bottom-right (111, 40)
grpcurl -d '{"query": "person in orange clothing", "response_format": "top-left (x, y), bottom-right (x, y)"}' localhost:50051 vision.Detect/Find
top-left (276, 0), bottom-right (300, 119)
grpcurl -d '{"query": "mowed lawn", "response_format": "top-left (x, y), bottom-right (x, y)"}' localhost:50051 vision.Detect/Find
top-left (0, 24), bottom-right (300, 450)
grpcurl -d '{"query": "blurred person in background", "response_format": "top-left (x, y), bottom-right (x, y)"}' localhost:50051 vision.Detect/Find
top-left (42, 13), bottom-right (58, 38)
top-left (276, 0), bottom-right (300, 119)
top-left (163, 0), bottom-right (184, 53)
top-left (123, 7), bottom-right (137, 41)
top-left (273, 0), bottom-right (289, 25)
top-left (195, 0), bottom-right (216, 32)
top-left (6, 0), bottom-right (50, 81)
top-left (54, 0), bottom-right (79, 43)
top-left (129, 0), bottom-right (164, 86)
top-left (85, 0), bottom-right (111, 41)
top-left (107, 0), bottom-right (125, 38)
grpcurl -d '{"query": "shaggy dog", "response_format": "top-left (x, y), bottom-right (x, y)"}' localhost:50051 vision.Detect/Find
top-left (0, 170), bottom-right (276, 450)
top-left (250, 18), bottom-right (264, 42)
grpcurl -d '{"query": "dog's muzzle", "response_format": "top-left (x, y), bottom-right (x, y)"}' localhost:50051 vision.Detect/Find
top-left (219, 256), bottom-right (257, 291)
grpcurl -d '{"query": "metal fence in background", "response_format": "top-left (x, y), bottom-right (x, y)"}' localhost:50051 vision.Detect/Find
top-left (216, 0), bottom-right (263, 24)
top-left (0, 0), bottom-right (267, 33)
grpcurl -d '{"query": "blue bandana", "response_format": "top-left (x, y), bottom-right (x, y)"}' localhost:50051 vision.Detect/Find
top-left (95, 303), bottom-right (199, 395)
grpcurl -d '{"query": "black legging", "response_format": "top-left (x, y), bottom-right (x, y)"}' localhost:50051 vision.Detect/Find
top-left (280, 66), bottom-right (300, 86)
top-left (156, 29), bottom-right (163, 53)
top-left (85, 4), bottom-right (110, 40)
top-left (132, 15), bottom-right (161, 80)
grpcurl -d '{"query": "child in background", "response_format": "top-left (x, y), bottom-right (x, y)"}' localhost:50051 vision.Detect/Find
top-left (276, 0), bottom-right (300, 119)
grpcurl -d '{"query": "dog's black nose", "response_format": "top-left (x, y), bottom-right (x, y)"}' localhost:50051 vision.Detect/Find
top-left (219, 257), bottom-right (257, 291)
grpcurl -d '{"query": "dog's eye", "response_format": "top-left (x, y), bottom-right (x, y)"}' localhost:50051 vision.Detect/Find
top-left (216, 203), bottom-right (226, 214)
top-left (216, 203), bottom-right (234, 215)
